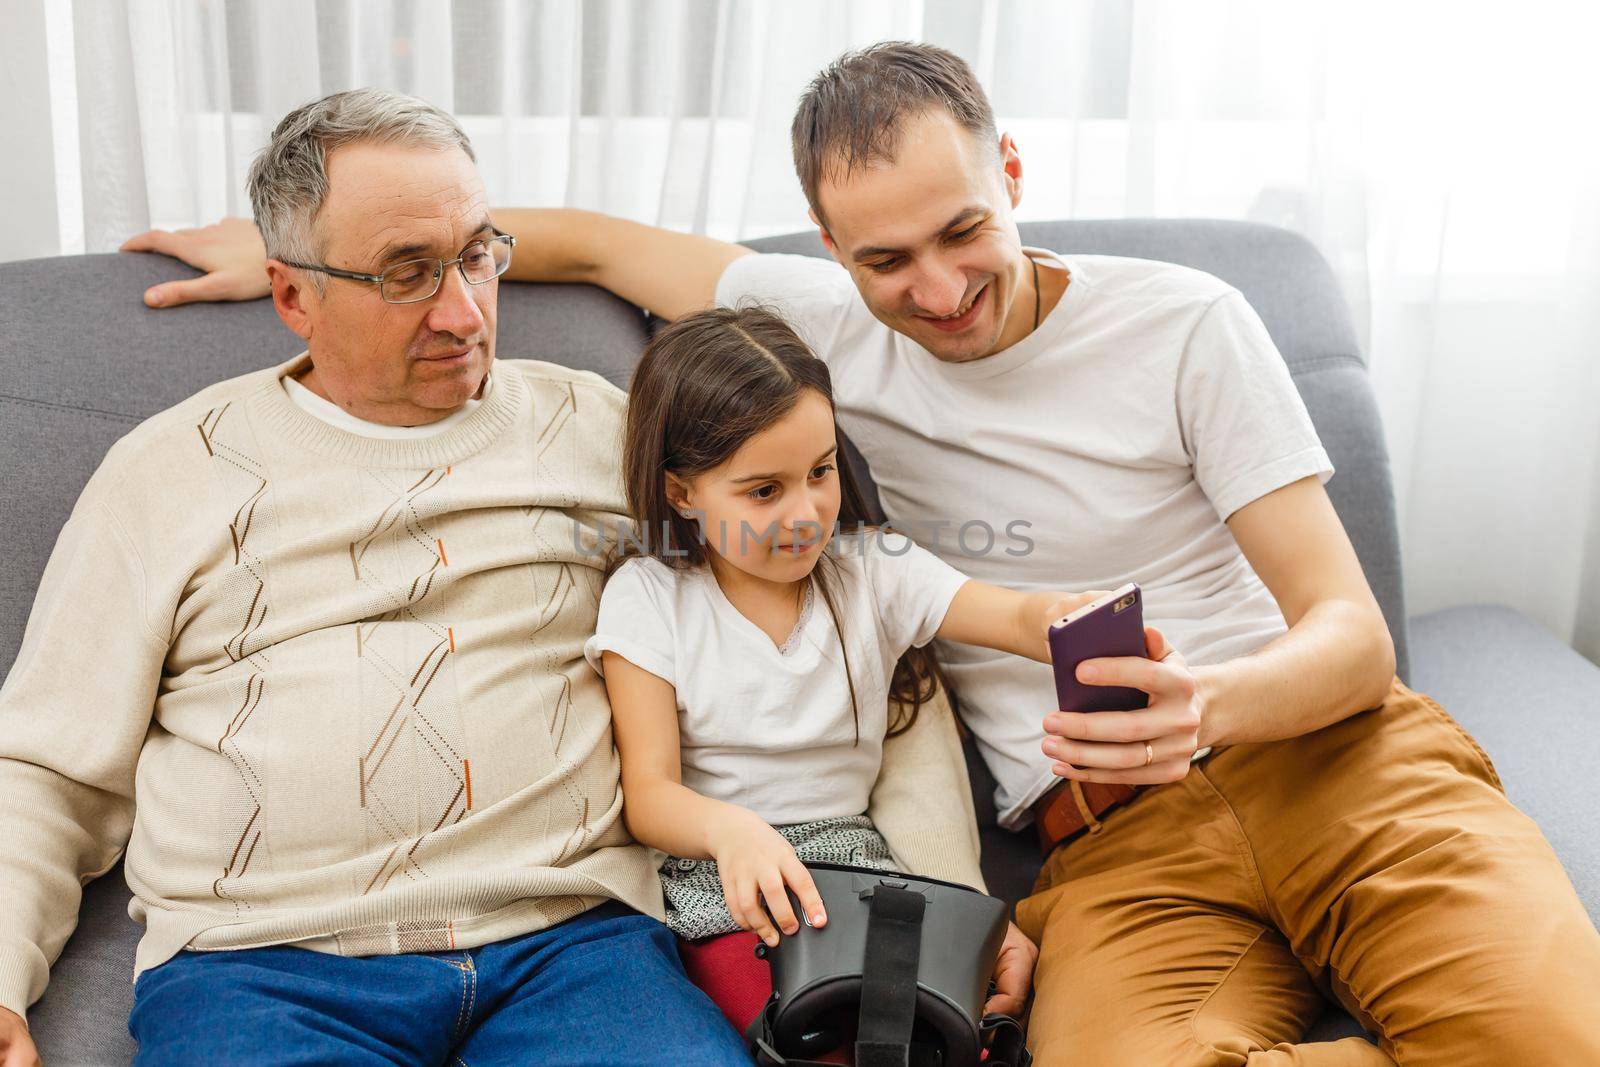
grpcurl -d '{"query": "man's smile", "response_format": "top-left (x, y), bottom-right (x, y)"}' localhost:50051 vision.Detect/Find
top-left (916, 284), bottom-right (987, 332)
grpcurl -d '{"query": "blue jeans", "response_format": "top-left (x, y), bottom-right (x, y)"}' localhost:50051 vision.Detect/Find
top-left (128, 900), bottom-right (753, 1066)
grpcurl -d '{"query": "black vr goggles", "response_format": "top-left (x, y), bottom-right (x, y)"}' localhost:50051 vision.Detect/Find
top-left (746, 863), bottom-right (1032, 1067)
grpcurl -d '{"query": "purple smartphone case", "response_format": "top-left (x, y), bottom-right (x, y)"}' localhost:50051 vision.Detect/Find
top-left (1048, 586), bottom-right (1150, 712)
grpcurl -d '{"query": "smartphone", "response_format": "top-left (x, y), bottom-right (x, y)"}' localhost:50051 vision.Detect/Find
top-left (1047, 582), bottom-right (1150, 712)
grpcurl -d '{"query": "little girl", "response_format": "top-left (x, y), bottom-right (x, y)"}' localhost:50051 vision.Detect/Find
top-left (583, 305), bottom-right (1102, 1033)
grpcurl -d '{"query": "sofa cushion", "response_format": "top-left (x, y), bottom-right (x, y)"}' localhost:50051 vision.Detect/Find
top-left (1407, 604), bottom-right (1600, 921)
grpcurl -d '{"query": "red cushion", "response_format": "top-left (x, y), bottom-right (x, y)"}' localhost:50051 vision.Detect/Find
top-left (679, 931), bottom-right (771, 1035)
top-left (679, 932), bottom-right (851, 1064)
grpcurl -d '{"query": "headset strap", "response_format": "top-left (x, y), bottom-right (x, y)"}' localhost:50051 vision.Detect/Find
top-left (980, 1013), bottom-right (1034, 1067)
top-left (854, 884), bottom-right (927, 1067)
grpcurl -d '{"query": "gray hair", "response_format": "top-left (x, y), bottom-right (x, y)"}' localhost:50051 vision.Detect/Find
top-left (247, 88), bottom-right (476, 271)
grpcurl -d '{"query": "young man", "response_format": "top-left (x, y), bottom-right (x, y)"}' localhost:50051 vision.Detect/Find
top-left (125, 44), bottom-right (1600, 1066)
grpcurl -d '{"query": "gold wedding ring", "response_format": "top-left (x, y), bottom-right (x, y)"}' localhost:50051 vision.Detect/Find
top-left (1144, 742), bottom-right (1155, 767)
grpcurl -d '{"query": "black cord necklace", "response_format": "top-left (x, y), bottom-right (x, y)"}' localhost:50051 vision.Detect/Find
top-left (1031, 255), bottom-right (1041, 333)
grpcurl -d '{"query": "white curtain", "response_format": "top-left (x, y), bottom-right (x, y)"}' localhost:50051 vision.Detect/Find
top-left (5, 0), bottom-right (1599, 662)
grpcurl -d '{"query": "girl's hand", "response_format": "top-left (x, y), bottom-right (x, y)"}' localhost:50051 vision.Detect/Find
top-left (706, 808), bottom-right (828, 947)
top-left (1040, 590), bottom-right (1111, 641)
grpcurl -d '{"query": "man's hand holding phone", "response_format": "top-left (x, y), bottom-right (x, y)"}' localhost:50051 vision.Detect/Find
top-left (1040, 585), bottom-right (1205, 786)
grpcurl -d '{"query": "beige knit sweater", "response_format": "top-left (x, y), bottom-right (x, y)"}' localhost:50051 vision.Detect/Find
top-left (0, 353), bottom-right (985, 1018)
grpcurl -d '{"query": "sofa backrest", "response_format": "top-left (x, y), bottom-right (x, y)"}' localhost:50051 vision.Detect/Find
top-left (0, 219), bottom-right (1408, 683)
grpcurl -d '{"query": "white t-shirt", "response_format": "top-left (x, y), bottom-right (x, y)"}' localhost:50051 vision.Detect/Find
top-left (281, 369), bottom-right (492, 438)
top-left (583, 532), bottom-right (970, 826)
top-left (716, 250), bottom-right (1332, 828)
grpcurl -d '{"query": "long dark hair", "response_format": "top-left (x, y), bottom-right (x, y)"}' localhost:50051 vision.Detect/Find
top-left (619, 304), bottom-right (951, 739)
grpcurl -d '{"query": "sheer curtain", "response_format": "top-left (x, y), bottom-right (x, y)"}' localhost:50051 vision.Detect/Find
top-left (5, 0), bottom-right (1599, 661)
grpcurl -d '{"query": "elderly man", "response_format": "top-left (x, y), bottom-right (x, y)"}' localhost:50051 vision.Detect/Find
top-left (0, 88), bottom-right (1006, 1066)
top-left (139, 44), bottom-right (1600, 1066)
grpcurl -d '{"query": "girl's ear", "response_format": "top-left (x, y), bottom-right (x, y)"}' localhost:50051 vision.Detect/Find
top-left (664, 473), bottom-right (694, 515)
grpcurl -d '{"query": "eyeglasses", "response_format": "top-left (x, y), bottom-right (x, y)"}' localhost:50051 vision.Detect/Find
top-left (281, 233), bottom-right (516, 304)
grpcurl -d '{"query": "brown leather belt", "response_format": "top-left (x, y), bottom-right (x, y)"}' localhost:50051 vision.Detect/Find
top-left (1032, 778), bottom-right (1144, 854)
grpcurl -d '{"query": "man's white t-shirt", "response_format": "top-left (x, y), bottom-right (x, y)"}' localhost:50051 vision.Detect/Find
top-left (583, 532), bottom-right (969, 826)
top-left (716, 250), bottom-right (1332, 828)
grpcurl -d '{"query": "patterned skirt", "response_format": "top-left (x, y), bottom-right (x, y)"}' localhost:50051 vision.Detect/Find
top-left (661, 814), bottom-right (896, 941)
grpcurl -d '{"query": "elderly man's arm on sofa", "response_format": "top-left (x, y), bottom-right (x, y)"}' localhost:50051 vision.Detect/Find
top-left (0, 498), bottom-right (161, 1028)
top-left (121, 210), bottom-right (752, 321)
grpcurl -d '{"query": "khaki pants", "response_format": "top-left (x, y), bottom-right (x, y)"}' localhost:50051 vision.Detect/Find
top-left (1015, 680), bottom-right (1600, 1065)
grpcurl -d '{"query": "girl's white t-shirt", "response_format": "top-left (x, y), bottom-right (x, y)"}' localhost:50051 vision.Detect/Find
top-left (583, 532), bottom-right (970, 826)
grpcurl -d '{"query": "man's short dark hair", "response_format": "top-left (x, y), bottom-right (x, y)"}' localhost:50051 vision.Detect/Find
top-left (790, 41), bottom-right (999, 222)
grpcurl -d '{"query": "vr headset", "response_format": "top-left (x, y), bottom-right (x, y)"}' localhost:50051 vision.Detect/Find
top-left (746, 862), bottom-right (1032, 1067)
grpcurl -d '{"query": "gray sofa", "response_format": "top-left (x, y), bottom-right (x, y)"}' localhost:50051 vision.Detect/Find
top-left (4, 220), bottom-right (1597, 1063)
